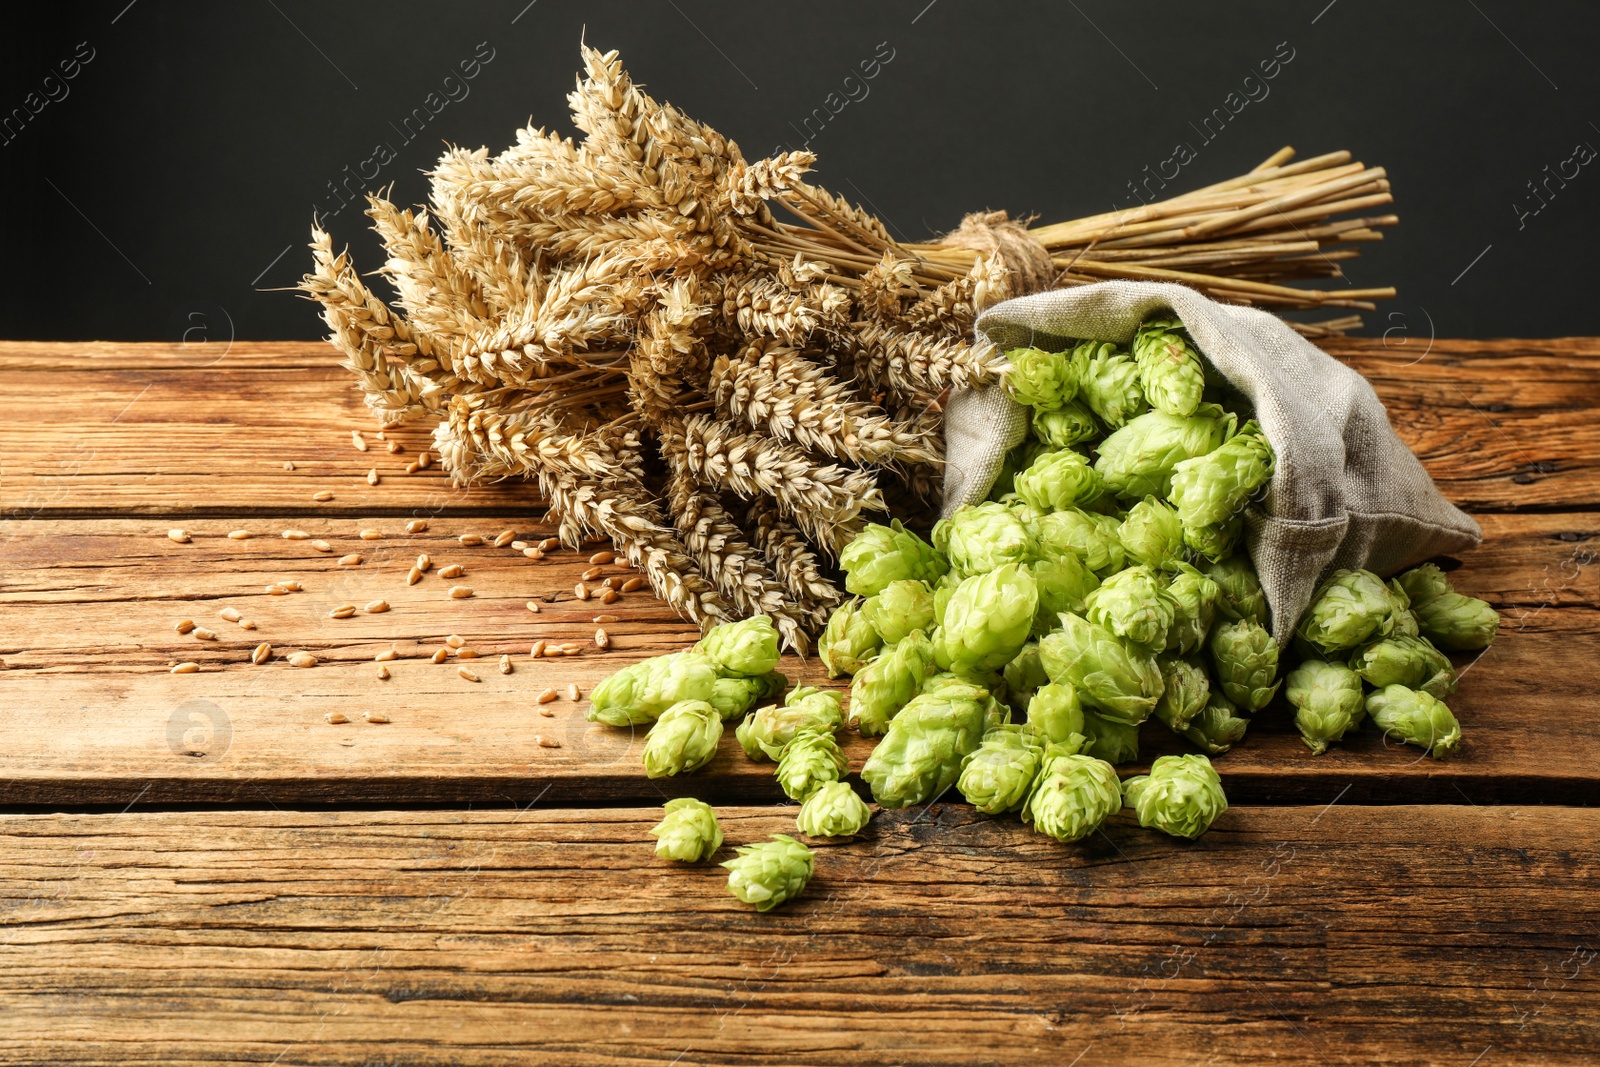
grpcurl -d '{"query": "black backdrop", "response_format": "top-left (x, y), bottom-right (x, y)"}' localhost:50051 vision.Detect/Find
top-left (3, 0), bottom-right (1597, 343)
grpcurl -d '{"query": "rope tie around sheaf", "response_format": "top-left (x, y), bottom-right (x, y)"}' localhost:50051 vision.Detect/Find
top-left (937, 210), bottom-right (1057, 295)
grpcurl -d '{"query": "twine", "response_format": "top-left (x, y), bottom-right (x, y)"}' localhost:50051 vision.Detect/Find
top-left (937, 210), bottom-right (1057, 295)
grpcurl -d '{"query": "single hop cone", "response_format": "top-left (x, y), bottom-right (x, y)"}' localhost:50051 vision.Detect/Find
top-left (958, 723), bottom-right (1046, 815)
top-left (933, 563), bottom-right (1039, 676)
top-left (1032, 401), bottom-right (1100, 447)
top-left (1285, 659), bottom-right (1366, 755)
top-left (649, 797), bottom-right (724, 862)
top-left (1039, 611), bottom-right (1164, 726)
top-left (1121, 753), bottom-right (1228, 838)
top-left (1366, 684), bottom-right (1462, 758)
top-left (1004, 345), bottom-right (1084, 410)
top-left (708, 671), bottom-right (788, 721)
top-left (1014, 449), bottom-right (1108, 513)
top-left (1033, 508), bottom-right (1126, 576)
top-left (587, 651), bottom-right (719, 727)
top-left (1117, 497), bottom-right (1186, 571)
top-left (849, 629), bottom-right (936, 736)
top-left (1026, 682), bottom-right (1086, 747)
top-left (860, 579), bottom-right (937, 645)
top-left (933, 502), bottom-right (1036, 578)
top-left (1413, 592), bottom-right (1500, 651)
top-left (1183, 689), bottom-right (1250, 755)
top-left (1297, 569), bottom-right (1396, 655)
top-left (1164, 563), bottom-right (1220, 656)
top-left (1168, 420), bottom-right (1274, 530)
top-left (775, 728), bottom-right (849, 800)
top-left (818, 598), bottom-right (882, 678)
top-left (722, 834), bottom-right (814, 911)
top-left (1079, 344), bottom-right (1149, 429)
top-left (697, 615), bottom-right (781, 676)
top-left (641, 699), bottom-right (724, 778)
top-left (1022, 747), bottom-right (1123, 843)
top-left (795, 780), bottom-right (872, 837)
top-left (1029, 553), bottom-right (1101, 637)
top-left (1350, 633), bottom-right (1456, 699)
top-left (1209, 617), bottom-right (1282, 713)
top-left (1153, 653), bottom-right (1210, 733)
top-left (859, 688), bottom-right (989, 809)
top-left (1132, 316), bottom-right (1207, 417)
top-left (1205, 556), bottom-right (1268, 627)
top-left (1094, 404), bottom-right (1235, 500)
top-left (839, 519), bottom-right (948, 597)
top-left (736, 686), bottom-right (843, 761)
top-left (1084, 565), bottom-right (1177, 650)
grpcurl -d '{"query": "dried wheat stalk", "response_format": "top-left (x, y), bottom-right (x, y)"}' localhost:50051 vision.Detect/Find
top-left (301, 43), bottom-right (1399, 647)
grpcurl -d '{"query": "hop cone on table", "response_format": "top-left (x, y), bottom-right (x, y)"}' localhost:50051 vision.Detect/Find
top-left (841, 520), bottom-right (948, 596)
top-left (1121, 754), bottom-right (1228, 838)
top-left (697, 615), bottom-right (781, 676)
top-left (849, 629), bottom-right (936, 736)
top-left (1412, 592), bottom-right (1500, 651)
top-left (642, 699), bottom-right (724, 777)
top-left (587, 650), bottom-right (719, 726)
top-left (818, 598), bottom-right (882, 678)
top-left (1209, 618), bottom-right (1282, 712)
top-left (1164, 563), bottom-right (1220, 655)
top-left (1002, 641), bottom-right (1050, 713)
top-left (1285, 659), bottom-right (1366, 755)
top-left (1026, 682), bottom-right (1086, 747)
top-left (775, 729), bottom-right (849, 800)
top-left (1082, 712), bottom-right (1141, 764)
top-left (1153, 653), bottom-right (1211, 733)
top-left (860, 579), bottom-right (937, 645)
top-left (708, 670), bottom-right (788, 721)
top-left (1030, 552), bottom-right (1101, 636)
top-left (1205, 556), bottom-right (1269, 627)
top-left (859, 688), bottom-right (989, 809)
top-left (1085, 565), bottom-right (1177, 650)
top-left (1132, 317), bottom-right (1207, 418)
top-left (1350, 633), bottom-right (1456, 700)
top-left (796, 781), bottom-right (873, 837)
top-left (1080, 345), bottom-right (1150, 429)
top-left (649, 797), bottom-right (724, 862)
top-left (1394, 563), bottom-right (1453, 604)
top-left (1117, 497), bottom-right (1186, 570)
top-left (1039, 611), bottom-right (1164, 725)
top-left (933, 502), bottom-right (1037, 577)
top-left (1366, 684), bottom-right (1461, 758)
top-left (1297, 569), bottom-right (1397, 655)
top-left (1033, 509), bottom-right (1127, 576)
top-left (1033, 401), bottom-right (1100, 448)
top-left (1183, 511), bottom-right (1243, 563)
top-left (723, 834), bottom-right (814, 911)
top-left (1095, 406), bottom-right (1235, 500)
top-left (934, 563), bottom-right (1039, 675)
top-left (736, 685), bottom-right (843, 761)
top-left (958, 723), bottom-right (1046, 814)
top-left (1014, 449), bottom-right (1108, 513)
top-left (1005, 345), bottom-right (1084, 410)
top-left (1168, 420), bottom-right (1273, 531)
top-left (1022, 748), bottom-right (1123, 843)
top-left (1182, 689), bottom-right (1251, 755)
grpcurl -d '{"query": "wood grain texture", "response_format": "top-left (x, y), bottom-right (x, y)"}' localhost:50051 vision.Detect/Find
top-left (0, 511), bottom-right (1592, 806)
top-left (2, 804), bottom-right (1596, 1066)
top-left (2, 339), bottom-right (1597, 517)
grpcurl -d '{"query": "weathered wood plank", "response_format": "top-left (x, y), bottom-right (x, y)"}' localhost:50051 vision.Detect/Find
top-left (0, 512), bottom-right (1591, 806)
top-left (0, 339), bottom-right (1595, 517)
top-left (1, 805), bottom-right (1595, 1065)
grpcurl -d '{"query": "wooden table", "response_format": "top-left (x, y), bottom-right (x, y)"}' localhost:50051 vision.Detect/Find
top-left (1, 338), bottom-right (1596, 1065)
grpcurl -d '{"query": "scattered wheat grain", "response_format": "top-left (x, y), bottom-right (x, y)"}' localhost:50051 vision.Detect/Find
top-left (574, 582), bottom-right (590, 600)
top-left (386, 441), bottom-right (402, 453)
top-left (580, 566), bottom-right (603, 581)
top-left (530, 640), bottom-right (547, 658)
top-left (405, 460), bottom-right (421, 474)
top-left (431, 648), bottom-right (449, 663)
top-left (493, 529), bottom-right (516, 547)
top-left (405, 519), bottom-right (427, 534)
top-left (566, 683), bottom-right (580, 701)
top-left (592, 613), bottom-right (618, 624)
top-left (448, 585), bottom-right (473, 598)
top-left (499, 654), bottom-right (513, 675)
top-left (539, 537), bottom-right (560, 551)
top-left (266, 583), bottom-right (289, 595)
top-left (417, 451), bottom-right (433, 469)
top-left (359, 528), bottom-right (382, 540)
top-left (375, 647), bottom-right (398, 661)
top-left (228, 530), bottom-right (251, 540)
top-left (351, 430), bottom-right (367, 452)
top-left (375, 666), bottom-right (390, 681)
top-left (283, 581), bottom-right (303, 591)
top-left (175, 619), bottom-right (195, 634)
top-left (167, 528), bottom-right (190, 543)
top-left (311, 540), bottom-right (334, 552)
top-left (537, 688), bottom-right (558, 704)
top-left (364, 599), bottom-right (389, 614)
top-left (588, 550), bottom-right (615, 565)
top-left (595, 628), bottom-right (610, 649)
top-left (283, 461), bottom-right (295, 471)
top-left (324, 711), bottom-right (348, 723)
top-left (525, 600), bottom-right (541, 613)
top-left (290, 652), bottom-right (317, 668)
top-left (444, 634), bottom-right (465, 648)
top-left (438, 563), bottom-right (463, 578)
top-left (535, 736), bottom-right (562, 749)
top-left (559, 643), bottom-right (582, 655)
top-left (406, 565), bottom-right (423, 585)
top-left (171, 661), bottom-right (199, 674)
top-left (330, 605), bottom-right (356, 619)
top-left (456, 648), bottom-right (479, 660)
top-left (338, 553), bottom-right (362, 566)
top-left (458, 666), bottom-right (481, 682)
top-left (282, 529), bottom-right (310, 540)
top-left (313, 490), bottom-right (334, 502)
top-left (218, 607), bottom-right (242, 622)
top-left (511, 540), bottom-right (529, 551)
top-left (600, 588), bottom-right (619, 605)
top-left (367, 469), bottom-right (380, 486)
top-left (621, 576), bottom-right (646, 593)
top-left (524, 547), bottom-right (544, 559)
top-left (193, 627), bottom-right (218, 641)
top-left (458, 533), bottom-right (483, 547)
top-left (238, 619), bottom-right (256, 630)
top-left (538, 708), bottom-right (554, 717)
top-left (251, 643), bottom-right (271, 665)
top-left (365, 710), bottom-right (390, 721)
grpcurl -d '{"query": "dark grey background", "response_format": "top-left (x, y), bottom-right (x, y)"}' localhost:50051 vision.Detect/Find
top-left (3, 0), bottom-right (1595, 343)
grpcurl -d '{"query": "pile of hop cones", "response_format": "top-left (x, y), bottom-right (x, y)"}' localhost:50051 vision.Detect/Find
top-left (300, 44), bottom-right (1397, 650)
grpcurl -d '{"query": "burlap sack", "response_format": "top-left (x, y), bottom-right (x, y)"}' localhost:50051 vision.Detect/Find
top-left (943, 280), bottom-right (1483, 646)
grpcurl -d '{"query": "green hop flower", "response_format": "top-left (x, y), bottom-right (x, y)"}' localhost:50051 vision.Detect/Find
top-left (1350, 633), bottom-right (1457, 699)
top-left (1165, 563), bottom-right (1220, 655)
top-left (1022, 748), bottom-right (1124, 843)
top-left (1081, 712), bottom-right (1140, 764)
top-left (1132, 316), bottom-right (1207, 417)
top-left (1033, 508), bottom-right (1126, 576)
top-left (649, 797), bottom-right (724, 862)
top-left (1084, 565), bottom-right (1177, 649)
top-left (1117, 497), bottom-right (1186, 570)
top-left (990, 439), bottom-right (1053, 499)
top-left (641, 699), bottom-right (724, 778)
top-left (840, 519), bottom-right (948, 596)
top-left (1205, 556), bottom-right (1268, 626)
top-left (859, 688), bottom-right (989, 809)
top-left (1168, 420), bottom-right (1274, 529)
top-left (723, 834), bottom-right (814, 911)
top-left (1297, 569), bottom-right (1396, 655)
top-left (818, 598), bottom-right (882, 678)
top-left (1026, 681), bottom-right (1086, 746)
top-left (1122, 754), bottom-right (1228, 838)
top-left (919, 672), bottom-right (1009, 735)
top-left (775, 729), bottom-right (849, 801)
top-left (958, 724), bottom-right (1046, 814)
top-left (696, 615), bottom-right (781, 676)
top-left (933, 563), bottom-right (1039, 675)
top-left (796, 781), bottom-right (872, 837)
top-left (996, 492), bottom-right (1045, 527)
top-left (1032, 400), bottom-right (1101, 447)
top-left (1285, 659), bottom-right (1366, 755)
top-left (1002, 641), bottom-right (1050, 714)
top-left (1005, 345), bottom-right (1085, 410)
top-left (1394, 563), bottom-right (1452, 604)
top-left (849, 630), bottom-right (937, 736)
top-left (1209, 618), bottom-right (1281, 712)
top-left (1094, 405), bottom-right (1236, 499)
top-left (932, 502), bottom-right (1037, 577)
top-left (1413, 592), bottom-right (1500, 651)
top-left (736, 686), bottom-right (844, 761)
top-left (708, 670), bottom-right (788, 721)
top-left (1183, 513), bottom-right (1244, 563)
top-left (861, 579), bottom-right (937, 645)
top-left (1080, 344), bottom-right (1150, 428)
top-left (1014, 449), bottom-right (1109, 513)
top-left (1030, 552), bottom-right (1102, 637)
top-left (587, 651), bottom-right (719, 727)
top-left (1039, 611), bottom-right (1164, 725)
top-left (1181, 690), bottom-right (1250, 754)
top-left (1153, 653), bottom-right (1210, 732)
top-left (1366, 684), bottom-right (1462, 758)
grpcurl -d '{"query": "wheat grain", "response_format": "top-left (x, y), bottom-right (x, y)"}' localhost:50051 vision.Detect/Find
top-left (531, 640), bottom-right (547, 657)
top-left (352, 430), bottom-right (368, 451)
top-left (430, 647), bottom-right (449, 663)
top-left (171, 662), bottom-right (199, 674)
top-left (449, 585), bottom-right (473, 598)
top-left (407, 565), bottom-right (424, 585)
top-left (621, 576), bottom-right (646, 592)
top-left (566, 683), bottom-right (581, 701)
top-left (375, 647), bottom-right (399, 661)
top-left (228, 530), bottom-right (251, 540)
top-left (458, 533), bottom-right (483, 546)
top-left (499, 654), bottom-right (513, 674)
top-left (418, 451), bottom-right (434, 469)
top-left (283, 529), bottom-right (310, 539)
top-left (311, 540), bottom-right (334, 553)
top-left (438, 563), bottom-right (464, 578)
top-left (218, 607), bottom-right (242, 622)
top-left (387, 441), bottom-right (403, 453)
top-left (405, 460), bottom-right (421, 474)
top-left (338, 553), bottom-right (362, 566)
top-left (600, 587), bottom-right (619, 604)
top-left (594, 627), bottom-right (610, 649)
top-left (313, 491), bottom-right (334, 502)
top-left (588, 550), bottom-right (615, 565)
top-left (406, 519), bottom-right (428, 533)
top-left (445, 634), bottom-right (465, 648)
top-left (574, 582), bottom-right (590, 600)
top-left (580, 565), bottom-right (603, 581)
top-left (330, 604), bottom-right (356, 619)
top-left (251, 643), bottom-right (272, 665)
top-left (364, 599), bottom-right (390, 613)
top-left (325, 711), bottom-right (348, 723)
top-left (290, 652), bottom-right (318, 668)
top-left (175, 619), bottom-right (195, 634)
top-left (284, 461), bottom-right (295, 470)
top-left (511, 540), bottom-right (530, 551)
top-left (458, 666), bottom-right (481, 682)
top-left (592, 613), bottom-right (618, 623)
top-left (524, 547), bottom-right (544, 559)
top-left (456, 648), bottom-right (479, 659)
top-left (559, 642), bottom-right (582, 655)
top-left (266, 583), bottom-right (289, 594)
top-left (375, 666), bottom-right (390, 681)
top-left (367, 469), bottom-right (380, 486)
top-left (539, 537), bottom-right (560, 551)
top-left (538, 708), bottom-right (555, 717)
top-left (360, 528), bottom-right (383, 540)
top-left (238, 619), bottom-right (256, 630)
top-left (417, 553), bottom-right (432, 571)
top-left (493, 529), bottom-right (516, 547)
top-left (535, 736), bottom-right (562, 748)
top-left (193, 627), bottom-right (218, 641)
top-left (365, 709), bottom-right (391, 721)
top-left (283, 581), bottom-right (303, 591)
top-left (537, 687), bottom-right (558, 703)
top-left (167, 529), bottom-right (190, 543)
